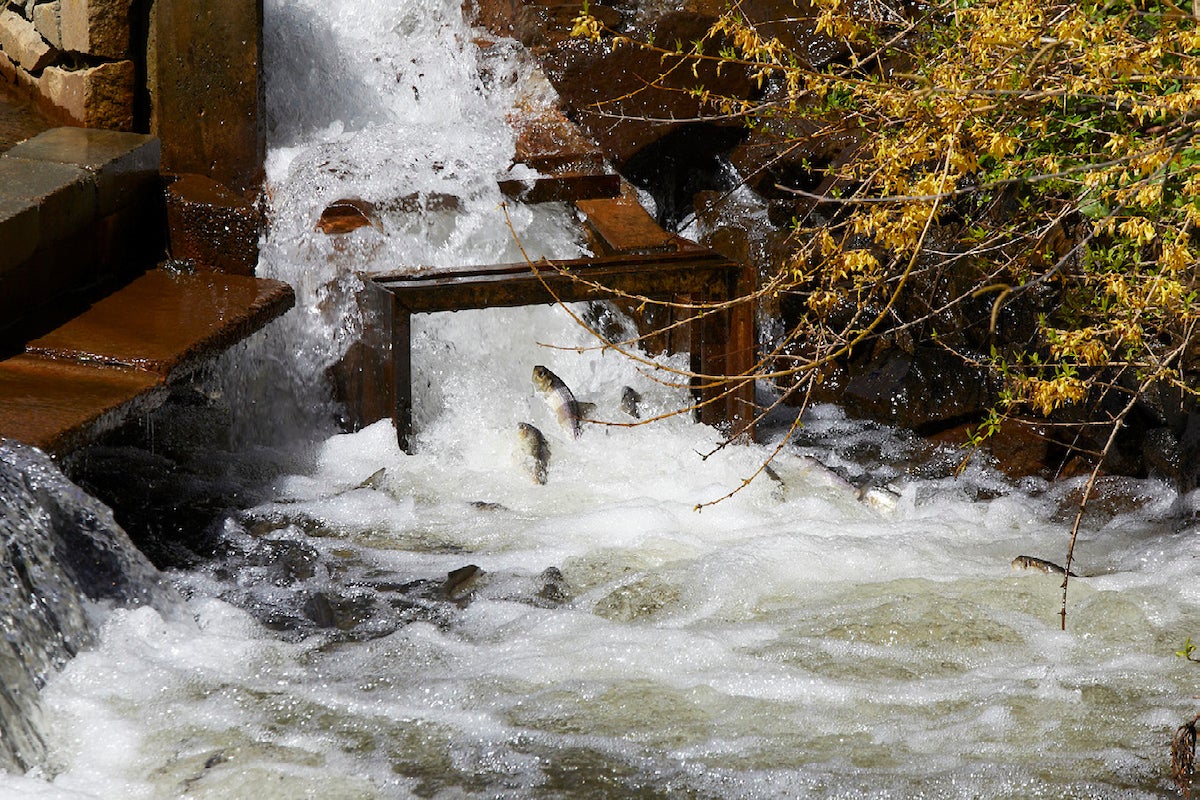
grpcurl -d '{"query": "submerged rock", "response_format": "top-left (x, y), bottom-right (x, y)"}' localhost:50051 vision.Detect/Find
top-left (594, 575), bottom-right (680, 622)
top-left (443, 564), bottom-right (486, 604)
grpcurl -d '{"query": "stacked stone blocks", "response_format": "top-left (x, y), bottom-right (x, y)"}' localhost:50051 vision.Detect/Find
top-left (0, 0), bottom-right (134, 130)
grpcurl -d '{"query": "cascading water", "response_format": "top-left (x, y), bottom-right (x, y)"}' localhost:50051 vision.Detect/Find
top-left (4, 0), bottom-right (1200, 797)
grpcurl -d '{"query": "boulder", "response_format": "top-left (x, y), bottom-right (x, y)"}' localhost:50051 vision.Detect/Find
top-left (32, 1), bottom-right (61, 49)
top-left (39, 60), bottom-right (135, 130)
top-left (60, 0), bottom-right (129, 58)
top-left (540, 11), bottom-right (758, 168)
top-left (841, 347), bottom-right (990, 433)
top-left (0, 7), bottom-right (56, 72)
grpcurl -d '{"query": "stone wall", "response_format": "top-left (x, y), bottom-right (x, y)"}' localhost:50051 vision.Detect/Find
top-left (0, 0), bottom-right (136, 129)
top-left (1, 0), bottom-right (266, 277)
top-left (0, 0), bottom-right (264, 194)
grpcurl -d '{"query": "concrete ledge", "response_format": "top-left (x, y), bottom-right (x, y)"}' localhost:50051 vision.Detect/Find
top-left (27, 269), bottom-right (294, 378)
top-left (1, 268), bottom-right (295, 454)
top-left (0, 156), bottom-right (95, 247)
top-left (7, 127), bottom-right (160, 214)
top-left (576, 195), bottom-right (682, 255)
top-left (0, 354), bottom-right (165, 454)
top-left (0, 197), bottom-right (39, 273)
top-left (0, 126), bottom-right (163, 337)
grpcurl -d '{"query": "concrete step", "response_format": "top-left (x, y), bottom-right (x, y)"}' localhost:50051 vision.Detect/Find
top-left (0, 268), bottom-right (294, 454)
top-left (0, 354), bottom-right (163, 454)
top-left (500, 76), bottom-right (619, 203)
top-left (575, 194), bottom-right (683, 255)
top-left (0, 127), bottom-right (163, 339)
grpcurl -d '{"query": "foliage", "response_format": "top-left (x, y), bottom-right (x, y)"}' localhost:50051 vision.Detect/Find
top-left (572, 0), bottom-right (1200, 462)
top-left (1179, 636), bottom-right (1199, 661)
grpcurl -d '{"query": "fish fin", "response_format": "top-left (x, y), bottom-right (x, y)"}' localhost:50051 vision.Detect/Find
top-left (577, 401), bottom-right (598, 420)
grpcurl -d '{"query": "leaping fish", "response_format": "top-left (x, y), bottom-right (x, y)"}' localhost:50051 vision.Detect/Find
top-left (1011, 554), bottom-right (1078, 577)
top-left (532, 365), bottom-right (582, 438)
top-left (620, 386), bottom-right (642, 420)
top-left (517, 422), bottom-right (551, 484)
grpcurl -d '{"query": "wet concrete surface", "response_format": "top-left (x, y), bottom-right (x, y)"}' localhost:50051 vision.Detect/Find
top-left (0, 354), bottom-right (165, 454)
top-left (0, 80), bottom-right (52, 152)
top-left (26, 269), bottom-right (295, 377)
top-left (2, 269), bottom-right (295, 454)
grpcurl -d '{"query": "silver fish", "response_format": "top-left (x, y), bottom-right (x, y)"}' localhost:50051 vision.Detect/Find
top-left (356, 467), bottom-right (387, 490)
top-left (518, 422), bottom-right (550, 484)
top-left (1012, 554), bottom-right (1078, 577)
top-left (532, 365), bottom-right (582, 438)
top-left (620, 386), bottom-right (642, 419)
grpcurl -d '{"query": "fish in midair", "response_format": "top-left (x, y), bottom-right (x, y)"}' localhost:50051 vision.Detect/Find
top-left (620, 386), bottom-right (642, 419)
top-left (356, 467), bottom-right (387, 490)
top-left (518, 422), bottom-right (551, 484)
top-left (1011, 554), bottom-right (1078, 577)
top-left (532, 365), bottom-right (582, 438)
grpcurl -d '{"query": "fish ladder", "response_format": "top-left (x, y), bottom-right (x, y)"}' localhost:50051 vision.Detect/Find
top-left (357, 245), bottom-right (756, 451)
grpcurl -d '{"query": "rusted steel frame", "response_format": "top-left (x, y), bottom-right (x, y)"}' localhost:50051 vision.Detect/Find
top-left (694, 258), bottom-right (757, 436)
top-left (367, 250), bottom-right (755, 451)
top-left (371, 251), bottom-right (736, 313)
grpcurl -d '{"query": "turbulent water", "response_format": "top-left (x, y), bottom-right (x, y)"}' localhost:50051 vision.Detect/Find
top-left (0, 441), bottom-right (168, 775)
top-left (3, 0), bottom-right (1200, 797)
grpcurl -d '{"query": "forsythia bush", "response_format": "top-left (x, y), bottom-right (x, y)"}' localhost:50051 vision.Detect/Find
top-left (575, 0), bottom-right (1200, 452)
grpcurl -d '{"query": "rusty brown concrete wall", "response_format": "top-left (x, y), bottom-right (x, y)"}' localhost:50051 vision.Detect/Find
top-left (151, 0), bottom-right (264, 197)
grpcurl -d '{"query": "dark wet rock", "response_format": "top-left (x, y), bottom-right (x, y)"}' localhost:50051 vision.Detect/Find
top-left (470, 0), bottom-right (622, 47)
top-left (728, 119), bottom-right (862, 202)
top-left (534, 566), bottom-right (570, 607)
top-left (1143, 427), bottom-right (1184, 484)
top-left (840, 348), bottom-right (990, 434)
top-left (69, 444), bottom-right (235, 568)
top-left (594, 576), bottom-right (679, 622)
top-left (226, 535), bottom-right (322, 586)
top-left (1, 439), bottom-right (169, 772)
top-left (302, 590), bottom-right (378, 631)
top-left (930, 419), bottom-right (1057, 481)
top-left (540, 12), bottom-right (757, 169)
top-left (1050, 475), bottom-right (1171, 523)
top-left (621, 125), bottom-right (747, 229)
